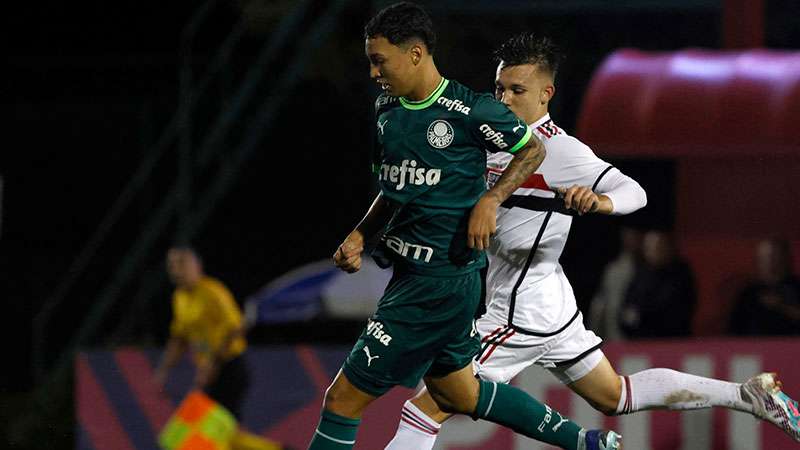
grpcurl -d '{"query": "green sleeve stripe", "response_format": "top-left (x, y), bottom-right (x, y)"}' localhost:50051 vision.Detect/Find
top-left (508, 127), bottom-right (532, 153)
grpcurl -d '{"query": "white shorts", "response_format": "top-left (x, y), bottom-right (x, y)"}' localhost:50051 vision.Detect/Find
top-left (473, 311), bottom-right (604, 385)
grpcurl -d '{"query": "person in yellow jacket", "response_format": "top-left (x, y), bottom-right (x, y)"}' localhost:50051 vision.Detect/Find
top-left (154, 246), bottom-right (249, 418)
top-left (154, 246), bottom-right (286, 450)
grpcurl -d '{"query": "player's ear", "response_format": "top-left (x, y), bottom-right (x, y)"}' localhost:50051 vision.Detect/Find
top-left (541, 84), bottom-right (555, 104)
top-left (410, 44), bottom-right (423, 66)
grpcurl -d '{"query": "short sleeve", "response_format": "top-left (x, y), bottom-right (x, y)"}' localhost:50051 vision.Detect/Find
top-left (469, 96), bottom-right (532, 153)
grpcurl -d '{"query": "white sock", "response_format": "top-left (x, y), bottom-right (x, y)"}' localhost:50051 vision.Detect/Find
top-left (384, 400), bottom-right (442, 450)
top-left (615, 368), bottom-right (753, 414)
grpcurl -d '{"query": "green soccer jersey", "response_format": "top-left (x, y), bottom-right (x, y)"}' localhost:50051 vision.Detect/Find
top-left (372, 77), bottom-right (532, 276)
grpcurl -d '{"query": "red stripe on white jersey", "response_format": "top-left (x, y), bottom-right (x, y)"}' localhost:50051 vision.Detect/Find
top-left (481, 326), bottom-right (504, 343)
top-left (486, 169), bottom-right (550, 190)
top-left (479, 329), bottom-right (516, 364)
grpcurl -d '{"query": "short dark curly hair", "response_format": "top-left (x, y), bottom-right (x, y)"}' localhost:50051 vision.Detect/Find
top-left (364, 2), bottom-right (437, 54)
top-left (494, 33), bottom-right (563, 78)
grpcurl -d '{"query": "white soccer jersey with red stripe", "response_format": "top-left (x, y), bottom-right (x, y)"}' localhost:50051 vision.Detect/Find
top-left (484, 113), bottom-right (640, 335)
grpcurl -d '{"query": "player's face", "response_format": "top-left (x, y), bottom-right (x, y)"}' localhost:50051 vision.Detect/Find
top-left (495, 62), bottom-right (554, 125)
top-left (366, 36), bottom-right (417, 97)
top-left (166, 249), bottom-right (201, 289)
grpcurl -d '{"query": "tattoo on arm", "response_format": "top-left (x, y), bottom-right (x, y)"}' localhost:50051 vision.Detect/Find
top-left (486, 139), bottom-right (546, 203)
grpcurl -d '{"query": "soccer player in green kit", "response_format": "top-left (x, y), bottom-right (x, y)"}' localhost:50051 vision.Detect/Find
top-left (307, 3), bottom-right (622, 450)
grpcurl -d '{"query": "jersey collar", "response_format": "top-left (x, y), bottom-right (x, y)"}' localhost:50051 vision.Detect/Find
top-left (399, 77), bottom-right (449, 110)
top-left (529, 113), bottom-right (552, 129)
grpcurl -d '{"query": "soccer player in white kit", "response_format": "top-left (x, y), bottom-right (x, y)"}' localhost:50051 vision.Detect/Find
top-left (384, 33), bottom-right (800, 449)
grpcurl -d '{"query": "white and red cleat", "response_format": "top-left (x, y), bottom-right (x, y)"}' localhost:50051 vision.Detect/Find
top-left (741, 372), bottom-right (800, 443)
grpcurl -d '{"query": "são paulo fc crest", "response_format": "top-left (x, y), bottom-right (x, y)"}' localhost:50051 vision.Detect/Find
top-left (427, 120), bottom-right (454, 149)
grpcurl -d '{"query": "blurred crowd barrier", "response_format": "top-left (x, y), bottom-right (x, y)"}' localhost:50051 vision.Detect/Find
top-left (77, 338), bottom-right (800, 450)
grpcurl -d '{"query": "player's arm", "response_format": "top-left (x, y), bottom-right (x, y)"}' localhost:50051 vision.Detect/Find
top-left (557, 157), bottom-right (647, 216)
top-left (469, 138), bottom-right (546, 249)
top-left (153, 335), bottom-right (187, 387)
top-left (333, 192), bottom-right (393, 273)
top-left (197, 294), bottom-right (245, 388)
top-left (193, 323), bottom-right (242, 388)
top-left (467, 96), bottom-right (546, 250)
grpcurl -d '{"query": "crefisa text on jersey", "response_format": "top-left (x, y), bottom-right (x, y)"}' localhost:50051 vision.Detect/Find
top-left (379, 159), bottom-right (442, 191)
top-left (479, 124), bottom-right (509, 149)
top-left (436, 96), bottom-right (471, 115)
top-left (365, 318), bottom-right (394, 346)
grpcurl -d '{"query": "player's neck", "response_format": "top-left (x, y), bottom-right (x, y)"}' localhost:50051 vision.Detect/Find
top-left (528, 109), bottom-right (550, 126)
top-left (405, 64), bottom-right (442, 102)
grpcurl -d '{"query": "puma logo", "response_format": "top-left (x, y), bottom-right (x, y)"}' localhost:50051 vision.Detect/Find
top-left (377, 119), bottom-right (388, 135)
top-left (363, 345), bottom-right (380, 367)
top-left (552, 412), bottom-right (570, 432)
top-left (512, 121), bottom-right (526, 133)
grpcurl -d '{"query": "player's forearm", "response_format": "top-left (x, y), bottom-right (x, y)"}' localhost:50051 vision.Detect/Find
top-left (597, 171), bottom-right (647, 215)
top-left (484, 139), bottom-right (546, 204)
top-left (353, 192), bottom-right (393, 240)
top-left (157, 337), bottom-right (186, 371)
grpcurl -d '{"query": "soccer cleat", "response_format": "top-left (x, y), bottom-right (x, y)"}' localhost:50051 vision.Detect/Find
top-left (583, 429), bottom-right (622, 450)
top-left (741, 372), bottom-right (800, 442)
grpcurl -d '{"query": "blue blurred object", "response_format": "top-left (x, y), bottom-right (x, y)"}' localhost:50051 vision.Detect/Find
top-left (245, 259), bottom-right (392, 325)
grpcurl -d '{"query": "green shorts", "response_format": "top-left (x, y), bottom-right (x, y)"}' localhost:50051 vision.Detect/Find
top-left (342, 270), bottom-right (482, 396)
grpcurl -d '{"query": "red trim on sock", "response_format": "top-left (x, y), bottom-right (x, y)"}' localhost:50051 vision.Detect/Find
top-left (479, 329), bottom-right (516, 364)
top-left (624, 375), bottom-right (632, 414)
top-left (401, 416), bottom-right (438, 435)
top-left (402, 407), bottom-right (439, 434)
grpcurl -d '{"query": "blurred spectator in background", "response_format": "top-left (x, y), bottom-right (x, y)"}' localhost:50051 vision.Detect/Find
top-left (729, 238), bottom-right (800, 336)
top-left (154, 246), bottom-right (286, 450)
top-left (154, 246), bottom-right (250, 417)
top-left (619, 230), bottom-right (697, 338)
top-left (589, 226), bottom-right (643, 340)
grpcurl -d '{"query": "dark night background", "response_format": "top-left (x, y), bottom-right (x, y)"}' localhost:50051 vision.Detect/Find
top-left (3, 1), bottom-right (799, 447)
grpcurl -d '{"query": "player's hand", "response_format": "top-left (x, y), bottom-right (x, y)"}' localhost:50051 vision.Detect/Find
top-left (557, 185), bottom-right (600, 215)
top-left (333, 230), bottom-right (365, 273)
top-left (468, 195), bottom-right (499, 250)
top-left (193, 362), bottom-right (217, 389)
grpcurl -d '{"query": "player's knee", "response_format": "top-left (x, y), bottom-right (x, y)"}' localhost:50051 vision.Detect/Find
top-left (322, 383), bottom-right (344, 409)
top-left (322, 379), bottom-right (359, 412)
top-left (428, 388), bottom-right (477, 415)
top-left (595, 398), bottom-right (619, 416)
top-left (591, 381), bottom-right (622, 416)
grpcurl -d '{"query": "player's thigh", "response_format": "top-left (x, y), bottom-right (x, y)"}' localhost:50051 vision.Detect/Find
top-left (425, 270), bottom-right (483, 379)
top-left (540, 313), bottom-right (603, 384)
top-left (424, 363), bottom-right (481, 414)
top-left (342, 271), bottom-right (481, 397)
top-left (565, 355), bottom-right (622, 415)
